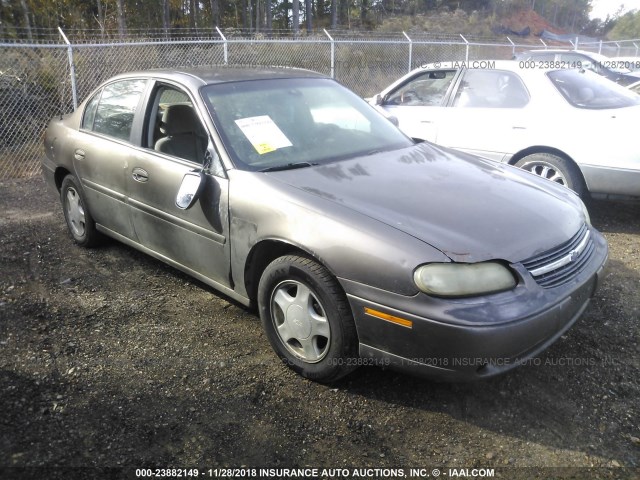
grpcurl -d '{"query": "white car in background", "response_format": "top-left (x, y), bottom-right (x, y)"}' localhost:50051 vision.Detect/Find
top-left (370, 60), bottom-right (640, 198)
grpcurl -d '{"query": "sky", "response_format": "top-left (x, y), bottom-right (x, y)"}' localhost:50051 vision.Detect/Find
top-left (590, 0), bottom-right (640, 19)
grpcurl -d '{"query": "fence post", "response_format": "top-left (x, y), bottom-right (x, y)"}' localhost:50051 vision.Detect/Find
top-left (58, 27), bottom-right (77, 110)
top-left (323, 29), bottom-right (335, 79)
top-left (507, 36), bottom-right (515, 57)
top-left (574, 37), bottom-right (579, 51)
top-left (598, 40), bottom-right (603, 54)
top-left (460, 34), bottom-right (469, 62)
top-left (403, 31), bottom-right (412, 72)
top-left (615, 42), bottom-right (621, 56)
top-left (216, 27), bottom-right (228, 65)
top-left (634, 42), bottom-right (639, 56)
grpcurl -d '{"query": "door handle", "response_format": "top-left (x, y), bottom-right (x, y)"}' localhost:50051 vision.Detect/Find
top-left (74, 149), bottom-right (85, 161)
top-left (132, 167), bottom-right (149, 183)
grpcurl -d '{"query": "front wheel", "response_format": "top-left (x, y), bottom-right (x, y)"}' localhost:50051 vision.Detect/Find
top-left (514, 153), bottom-right (584, 197)
top-left (258, 255), bottom-right (358, 383)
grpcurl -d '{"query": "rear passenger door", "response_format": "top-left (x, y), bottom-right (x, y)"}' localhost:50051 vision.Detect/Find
top-left (126, 81), bottom-right (232, 288)
top-left (72, 78), bottom-right (148, 240)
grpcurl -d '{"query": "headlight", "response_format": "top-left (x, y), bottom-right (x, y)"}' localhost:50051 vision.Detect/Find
top-left (414, 262), bottom-right (516, 298)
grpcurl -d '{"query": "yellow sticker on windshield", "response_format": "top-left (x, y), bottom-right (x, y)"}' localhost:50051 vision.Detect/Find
top-left (235, 115), bottom-right (292, 155)
top-left (255, 143), bottom-right (276, 154)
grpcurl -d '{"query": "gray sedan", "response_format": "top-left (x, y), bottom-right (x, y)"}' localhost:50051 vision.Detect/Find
top-left (42, 68), bottom-right (608, 382)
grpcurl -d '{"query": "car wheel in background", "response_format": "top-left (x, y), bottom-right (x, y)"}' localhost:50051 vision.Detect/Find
top-left (61, 175), bottom-right (101, 247)
top-left (258, 255), bottom-right (358, 383)
top-left (515, 153), bottom-right (584, 197)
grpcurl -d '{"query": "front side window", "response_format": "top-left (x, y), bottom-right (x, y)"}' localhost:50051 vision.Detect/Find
top-left (453, 69), bottom-right (529, 108)
top-left (385, 70), bottom-right (457, 106)
top-left (92, 79), bottom-right (147, 141)
top-left (146, 85), bottom-right (209, 165)
top-left (202, 78), bottom-right (413, 171)
top-left (548, 69), bottom-right (640, 109)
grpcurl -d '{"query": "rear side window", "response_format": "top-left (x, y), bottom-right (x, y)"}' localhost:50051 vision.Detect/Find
top-left (82, 91), bottom-right (100, 130)
top-left (92, 79), bottom-right (147, 141)
top-left (453, 70), bottom-right (529, 108)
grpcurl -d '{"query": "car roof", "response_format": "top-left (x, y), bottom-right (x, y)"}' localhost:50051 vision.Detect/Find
top-left (520, 49), bottom-right (598, 55)
top-left (109, 66), bottom-right (328, 88)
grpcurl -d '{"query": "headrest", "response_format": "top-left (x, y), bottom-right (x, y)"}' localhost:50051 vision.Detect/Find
top-left (161, 104), bottom-right (199, 136)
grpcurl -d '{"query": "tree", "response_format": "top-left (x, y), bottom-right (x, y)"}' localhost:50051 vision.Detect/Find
top-left (115, 0), bottom-right (126, 36)
top-left (266, 0), bottom-right (272, 30)
top-left (331, 0), bottom-right (337, 28)
top-left (163, 0), bottom-right (170, 35)
top-left (293, 0), bottom-right (299, 33)
top-left (19, 0), bottom-right (32, 41)
top-left (607, 10), bottom-right (640, 40)
top-left (305, 0), bottom-right (312, 30)
top-left (95, 0), bottom-right (105, 36)
top-left (361, 0), bottom-right (367, 26)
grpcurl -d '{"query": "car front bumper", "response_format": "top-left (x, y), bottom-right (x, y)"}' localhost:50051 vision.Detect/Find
top-left (340, 228), bottom-right (609, 381)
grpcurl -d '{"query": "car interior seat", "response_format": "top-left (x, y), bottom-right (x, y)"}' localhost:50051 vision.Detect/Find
top-left (155, 104), bottom-right (207, 163)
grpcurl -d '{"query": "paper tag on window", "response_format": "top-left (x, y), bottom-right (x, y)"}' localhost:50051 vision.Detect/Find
top-left (235, 115), bottom-right (293, 155)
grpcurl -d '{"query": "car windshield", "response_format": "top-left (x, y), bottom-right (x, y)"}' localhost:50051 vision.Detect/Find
top-left (547, 69), bottom-right (640, 109)
top-left (201, 78), bottom-right (413, 171)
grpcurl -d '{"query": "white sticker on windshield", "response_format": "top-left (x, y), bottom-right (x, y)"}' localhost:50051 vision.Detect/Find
top-left (235, 115), bottom-right (293, 155)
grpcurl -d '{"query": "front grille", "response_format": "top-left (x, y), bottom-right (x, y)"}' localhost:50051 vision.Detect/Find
top-left (522, 224), bottom-right (595, 288)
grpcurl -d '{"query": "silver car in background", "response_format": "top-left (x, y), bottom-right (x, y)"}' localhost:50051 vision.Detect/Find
top-left (43, 68), bottom-right (608, 383)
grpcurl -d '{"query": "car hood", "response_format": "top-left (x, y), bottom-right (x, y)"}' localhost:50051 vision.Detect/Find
top-left (267, 143), bottom-right (584, 263)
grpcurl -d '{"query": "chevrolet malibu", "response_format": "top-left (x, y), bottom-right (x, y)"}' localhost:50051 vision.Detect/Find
top-left (42, 68), bottom-right (608, 383)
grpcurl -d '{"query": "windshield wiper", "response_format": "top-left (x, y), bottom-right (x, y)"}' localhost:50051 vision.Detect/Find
top-left (260, 162), bottom-right (318, 172)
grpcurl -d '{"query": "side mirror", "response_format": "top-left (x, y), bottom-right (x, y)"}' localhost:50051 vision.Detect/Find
top-left (176, 171), bottom-right (203, 210)
top-left (375, 94), bottom-right (383, 105)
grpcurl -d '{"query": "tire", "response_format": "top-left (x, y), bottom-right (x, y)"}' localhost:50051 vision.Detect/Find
top-left (60, 175), bottom-right (101, 247)
top-left (258, 255), bottom-right (358, 383)
top-left (514, 153), bottom-right (584, 197)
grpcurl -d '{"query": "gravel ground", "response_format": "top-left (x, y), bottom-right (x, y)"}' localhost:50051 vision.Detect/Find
top-left (0, 176), bottom-right (639, 480)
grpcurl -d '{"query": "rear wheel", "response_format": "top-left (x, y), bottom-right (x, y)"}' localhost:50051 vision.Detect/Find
top-left (258, 255), bottom-right (358, 383)
top-left (515, 153), bottom-right (584, 197)
top-left (61, 175), bottom-right (101, 247)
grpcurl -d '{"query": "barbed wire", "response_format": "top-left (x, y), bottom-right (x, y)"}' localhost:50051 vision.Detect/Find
top-left (4, 26), bottom-right (639, 46)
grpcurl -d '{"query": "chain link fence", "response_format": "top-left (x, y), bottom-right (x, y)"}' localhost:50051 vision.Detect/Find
top-left (1, 32), bottom-right (639, 180)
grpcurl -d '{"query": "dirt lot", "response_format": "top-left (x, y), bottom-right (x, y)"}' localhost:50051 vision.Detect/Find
top-left (1, 176), bottom-right (639, 479)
